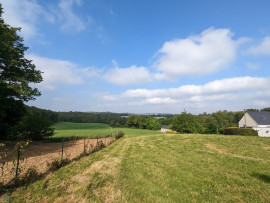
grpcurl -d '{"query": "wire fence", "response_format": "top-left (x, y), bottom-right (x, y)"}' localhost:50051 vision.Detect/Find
top-left (0, 134), bottom-right (121, 187)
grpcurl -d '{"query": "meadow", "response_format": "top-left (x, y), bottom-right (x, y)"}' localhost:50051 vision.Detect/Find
top-left (51, 122), bottom-right (161, 140)
top-left (7, 123), bottom-right (270, 202)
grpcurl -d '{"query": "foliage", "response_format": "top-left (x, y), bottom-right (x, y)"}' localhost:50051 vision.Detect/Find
top-left (197, 110), bottom-right (244, 134)
top-left (0, 4), bottom-right (42, 140)
top-left (48, 158), bottom-right (71, 171)
top-left (126, 115), bottom-right (146, 129)
top-left (145, 117), bottom-right (161, 130)
top-left (115, 131), bottom-right (125, 139)
top-left (171, 112), bottom-right (203, 133)
top-left (25, 106), bottom-right (59, 123)
top-left (158, 117), bottom-right (173, 126)
top-left (0, 84), bottom-right (26, 139)
top-left (0, 4), bottom-right (42, 101)
top-left (166, 130), bottom-right (178, 134)
top-left (223, 127), bottom-right (258, 136)
top-left (18, 116), bottom-right (54, 140)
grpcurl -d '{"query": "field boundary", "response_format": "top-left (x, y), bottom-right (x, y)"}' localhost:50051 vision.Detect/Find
top-left (0, 134), bottom-right (123, 188)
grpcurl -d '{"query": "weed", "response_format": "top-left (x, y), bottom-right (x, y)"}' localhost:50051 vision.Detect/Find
top-left (116, 131), bottom-right (125, 139)
top-left (48, 158), bottom-right (70, 171)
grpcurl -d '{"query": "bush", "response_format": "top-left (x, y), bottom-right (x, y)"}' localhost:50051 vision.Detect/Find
top-left (116, 131), bottom-right (125, 139)
top-left (49, 158), bottom-right (70, 171)
top-left (166, 130), bottom-right (178, 134)
top-left (223, 127), bottom-right (258, 136)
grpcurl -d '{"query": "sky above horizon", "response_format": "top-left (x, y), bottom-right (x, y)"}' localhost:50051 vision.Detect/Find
top-left (2, 0), bottom-right (270, 114)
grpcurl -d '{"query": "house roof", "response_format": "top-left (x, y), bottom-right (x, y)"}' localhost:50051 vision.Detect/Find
top-left (247, 111), bottom-right (270, 125)
top-left (161, 125), bottom-right (169, 129)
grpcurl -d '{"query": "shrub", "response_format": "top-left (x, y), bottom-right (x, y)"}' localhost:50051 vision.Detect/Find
top-left (166, 130), bottom-right (178, 134)
top-left (223, 127), bottom-right (258, 136)
top-left (116, 131), bottom-right (125, 139)
top-left (49, 158), bottom-right (70, 171)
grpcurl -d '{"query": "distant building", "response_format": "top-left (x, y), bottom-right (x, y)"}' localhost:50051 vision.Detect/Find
top-left (161, 125), bottom-right (169, 133)
top-left (120, 116), bottom-right (129, 118)
top-left (239, 111), bottom-right (270, 137)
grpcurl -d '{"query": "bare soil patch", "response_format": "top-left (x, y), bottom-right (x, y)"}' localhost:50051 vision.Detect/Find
top-left (205, 143), bottom-right (229, 154)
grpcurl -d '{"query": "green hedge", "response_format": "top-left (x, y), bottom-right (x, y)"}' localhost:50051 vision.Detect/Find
top-left (223, 127), bottom-right (258, 136)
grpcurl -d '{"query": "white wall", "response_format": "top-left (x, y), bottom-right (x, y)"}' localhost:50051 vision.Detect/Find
top-left (253, 127), bottom-right (270, 137)
top-left (239, 113), bottom-right (258, 128)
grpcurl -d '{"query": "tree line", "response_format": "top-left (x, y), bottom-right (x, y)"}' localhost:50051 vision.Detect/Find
top-left (56, 108), bottom-right (270, 134)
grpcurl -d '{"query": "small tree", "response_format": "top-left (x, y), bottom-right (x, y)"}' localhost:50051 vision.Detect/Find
top-left (145, 117), bottom-right (161, 130)
top-left (171, 112), bottom-right (202, 134)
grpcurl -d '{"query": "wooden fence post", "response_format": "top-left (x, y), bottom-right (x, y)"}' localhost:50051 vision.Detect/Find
top-left (15, 145), bottom-right (21, 179)
top-left (61, 139), bottom-right (64, 162)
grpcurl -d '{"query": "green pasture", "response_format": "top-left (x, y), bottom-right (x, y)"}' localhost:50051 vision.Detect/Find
top-left (50, 122), bottom-right (162, 140)
top-left (9, 126), bottom-right (270, 202)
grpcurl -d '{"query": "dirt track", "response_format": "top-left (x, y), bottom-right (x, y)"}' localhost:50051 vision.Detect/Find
top-left (0, 137), bottom-right (116, 186)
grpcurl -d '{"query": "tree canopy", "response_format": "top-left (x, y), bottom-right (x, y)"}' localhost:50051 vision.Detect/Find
top-left (0, 4), bottom-right (42, 101)
top-left (0, 3), bottom-right (43, 139)
top-left (170, 112), bottom-right (203, 133)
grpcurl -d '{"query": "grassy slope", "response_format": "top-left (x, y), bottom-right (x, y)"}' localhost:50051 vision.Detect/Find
top-left (9, 132), bottom-right (270, 202)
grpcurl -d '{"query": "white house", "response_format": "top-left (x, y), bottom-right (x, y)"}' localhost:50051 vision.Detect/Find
top-left (161, 125), bottom-right (169, 133)
top-left (239, 111), bottom-right (270, 137)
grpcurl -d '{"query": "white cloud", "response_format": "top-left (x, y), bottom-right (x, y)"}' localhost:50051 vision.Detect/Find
top-left (145, 98), bottom-right (177, 105)
top-left (120, 76), bottom-right (270, 99)
top-left (154, 27), bottom-right (237, 81)
top-left (1, 0), bottom-right (90, 40)
top-left (1, 0), bottom-right (50, 39)
top-left (96, 76), bottom-right (270, 113)
top-left (103, 66), bottom-right (152, 86)
top-left (55, 0), bottom-right (91, 32)
top-left (247, 37), bottom-right (270, 55)
top-left (27, 54), bottom-right (99, 90)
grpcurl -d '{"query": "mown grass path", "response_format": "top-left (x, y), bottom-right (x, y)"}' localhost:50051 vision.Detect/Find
top-left (8, 133), bottom-right (270, 202)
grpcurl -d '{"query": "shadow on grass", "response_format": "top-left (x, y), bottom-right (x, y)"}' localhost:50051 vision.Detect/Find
top-left (251, 173), bottom-right (270, 183)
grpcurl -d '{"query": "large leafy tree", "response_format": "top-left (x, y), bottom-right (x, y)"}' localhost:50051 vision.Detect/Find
top-left (0, 4), bottom-right (42, 139)
top-left (145, 117), bottom-right (161, 130)
top-left (170, 112), bottom-right (203, 134)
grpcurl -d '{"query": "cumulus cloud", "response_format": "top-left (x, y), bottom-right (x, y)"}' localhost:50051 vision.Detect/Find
top-left (103, 66), bottom-right (152, 86)
top-left (153, 28), bottom-right (237, 81)
top-left (27, 54), bottom-right (99, 90)
top-left (247, 37), bottom-right (270, 55)
top-left (121, 76), bottom-right (270, 99)
top-left (96, 76), bottom-right (270, 113)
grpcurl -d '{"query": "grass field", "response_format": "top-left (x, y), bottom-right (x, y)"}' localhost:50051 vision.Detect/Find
top-left (7, 125), bottom-right (270, 202)
top-left (51, 122), bottom-right (161, 140)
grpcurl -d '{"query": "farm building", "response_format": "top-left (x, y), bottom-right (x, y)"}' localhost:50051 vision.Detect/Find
top-left (239, 111), bottom-right (270, 137)
top-left (161, 125), bottom-right (169, 133)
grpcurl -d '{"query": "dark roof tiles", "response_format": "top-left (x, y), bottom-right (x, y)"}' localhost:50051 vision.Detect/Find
top-left (248, 111), bottom-right (270, 125)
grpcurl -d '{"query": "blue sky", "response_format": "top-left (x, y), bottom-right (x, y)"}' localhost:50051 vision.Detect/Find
top-left (2, 0), bottom-right (270, 114)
